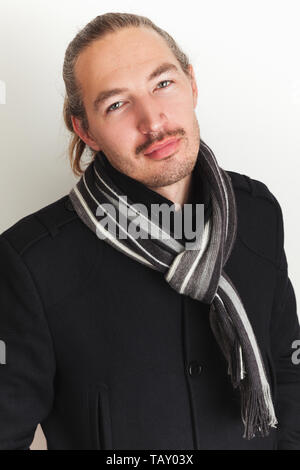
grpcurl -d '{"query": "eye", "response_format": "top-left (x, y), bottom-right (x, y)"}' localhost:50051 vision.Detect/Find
top-left (156, 79), bottom-right (173, 89)
top-left (106, 80), bottom-right (174, 113)
top-left (106, 101), bottom-right (123, 113)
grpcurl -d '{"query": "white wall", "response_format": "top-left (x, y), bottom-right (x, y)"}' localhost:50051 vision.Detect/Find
top-left (0, 0), bottom-right (299, 450)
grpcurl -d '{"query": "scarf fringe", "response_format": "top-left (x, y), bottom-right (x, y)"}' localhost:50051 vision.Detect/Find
top-left (240, 381), bottom-right (278, 440)
top-left (227, 340), bottom-right (278, 440)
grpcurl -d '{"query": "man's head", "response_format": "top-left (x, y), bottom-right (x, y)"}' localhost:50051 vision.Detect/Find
top-left (63, 13), bottom-right (200, 190)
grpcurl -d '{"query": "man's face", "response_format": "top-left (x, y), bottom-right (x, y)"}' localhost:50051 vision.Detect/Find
top-left (72, 27), bottom-right (200, 189)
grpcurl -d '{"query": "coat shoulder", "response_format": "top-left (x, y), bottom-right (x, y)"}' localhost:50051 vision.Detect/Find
top-left (0, 195), bottom-right (99, 309)
top-left (225, 170), bottom-right (283, 267)
top-left (1, 195), bottom-right (79, 256)
top-left (226, 170), bottom-right (277, 204)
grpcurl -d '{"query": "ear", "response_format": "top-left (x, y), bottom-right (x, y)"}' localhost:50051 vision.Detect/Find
top-left (187, 64), bottom-right (198, 109)
top-left (71, 116), bottom-right (101, 151)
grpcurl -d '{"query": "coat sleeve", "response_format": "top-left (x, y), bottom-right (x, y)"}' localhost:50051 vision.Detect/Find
top-left (0, 235), bottom-right (56, 450)
top-left (270, 199), bottom-right (300, 450)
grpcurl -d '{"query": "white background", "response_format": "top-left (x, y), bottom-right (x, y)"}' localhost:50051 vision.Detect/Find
top-left (0, 0), bottom-right (299, 450)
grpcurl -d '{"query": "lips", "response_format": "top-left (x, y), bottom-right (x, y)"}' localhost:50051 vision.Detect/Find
top-left (144, 137), bottom-right (180, 156)
top-left (143, 137), bottom-right (182, 160)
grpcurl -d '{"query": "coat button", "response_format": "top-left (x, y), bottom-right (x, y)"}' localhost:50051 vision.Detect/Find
top-left (188, 361), bottom-right (203, 377)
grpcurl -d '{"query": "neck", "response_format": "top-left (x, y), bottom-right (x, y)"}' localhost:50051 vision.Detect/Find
top-left (147, 172), bottom-right (194, 209)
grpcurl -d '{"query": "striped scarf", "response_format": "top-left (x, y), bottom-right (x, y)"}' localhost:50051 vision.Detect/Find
top-left (69, 139), bottom-right (278, 440)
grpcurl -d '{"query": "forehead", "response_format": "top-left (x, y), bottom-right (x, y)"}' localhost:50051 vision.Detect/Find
top-left (75, 27), bottom-right (180, 90)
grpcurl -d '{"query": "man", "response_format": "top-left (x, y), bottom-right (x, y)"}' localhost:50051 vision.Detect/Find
top-left (0, 12), bottom-right (299, 450)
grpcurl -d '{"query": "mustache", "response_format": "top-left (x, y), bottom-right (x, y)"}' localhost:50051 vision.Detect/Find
top-left (137, 129), bottom-right (185, 155)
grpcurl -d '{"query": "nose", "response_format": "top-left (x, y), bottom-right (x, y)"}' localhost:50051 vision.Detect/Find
top-left (136, 95), bottom-right (168, 136)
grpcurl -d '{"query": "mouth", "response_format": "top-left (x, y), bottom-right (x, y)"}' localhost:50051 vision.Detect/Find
top-left (144, 137), bottom-right (181, 160)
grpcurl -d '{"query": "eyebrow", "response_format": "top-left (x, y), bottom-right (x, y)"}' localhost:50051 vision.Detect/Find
top-left (93, 62), bottom-right (180, 112)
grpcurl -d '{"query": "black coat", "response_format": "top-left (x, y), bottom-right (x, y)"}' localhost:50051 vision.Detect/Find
top-left (0, 168), bottom-right (299, 450)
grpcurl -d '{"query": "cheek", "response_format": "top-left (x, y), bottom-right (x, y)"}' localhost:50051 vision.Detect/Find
top-left (109, 120), bottom-right (135, 145)
top-left (90, 114), bottom-right (131, 145)
top-left (173, 92), bottom-right (194, 115)
top-left (103, 120), bottom-right (137, 153)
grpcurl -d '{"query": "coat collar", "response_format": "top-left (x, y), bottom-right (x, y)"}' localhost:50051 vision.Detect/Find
top-left (97, 151), bottom-right (205, 210)
top-left (95, 150), bottom-right (208, 245)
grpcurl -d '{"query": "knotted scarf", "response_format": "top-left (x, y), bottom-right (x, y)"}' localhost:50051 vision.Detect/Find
top-left (69, 139), bottom-right (278, 439)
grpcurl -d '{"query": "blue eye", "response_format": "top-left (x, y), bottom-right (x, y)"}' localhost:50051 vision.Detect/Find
top-left (107, 101), bottom-right (122, 113)
top-left (106, 80), bottom-right (174, 113)
top-left (157, 79), bottom-right (173, 89)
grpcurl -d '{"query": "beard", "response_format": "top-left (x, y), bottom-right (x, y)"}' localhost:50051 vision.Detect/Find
top-left (140, 144), bottom-right (197, 188)
top-left (98, 115), bottom-right (200, 191)
top-left (138, 117), bottom-right (200, 190)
